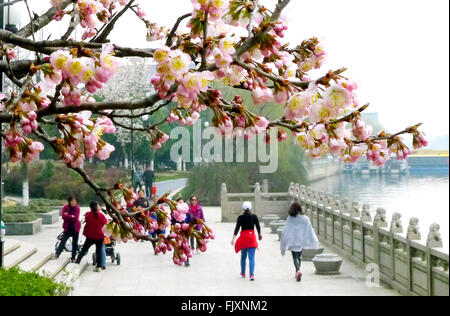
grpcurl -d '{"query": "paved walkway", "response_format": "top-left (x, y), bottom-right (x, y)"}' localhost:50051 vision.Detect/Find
top-left (71, 207), bottom-right (400, 296)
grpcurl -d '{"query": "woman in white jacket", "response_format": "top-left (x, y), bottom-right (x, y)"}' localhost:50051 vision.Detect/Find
top-left (280, 201), bottom-right (319, 282)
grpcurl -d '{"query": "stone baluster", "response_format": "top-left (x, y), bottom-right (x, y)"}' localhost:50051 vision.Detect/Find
top-left (373, 208), bottom-right (388, 228)
top-left (427, 223), bottom-right (443, 248)
top-left (390, 212), bottom-right (403, 234)
top-left (407, 218), bottom-right (421, 241)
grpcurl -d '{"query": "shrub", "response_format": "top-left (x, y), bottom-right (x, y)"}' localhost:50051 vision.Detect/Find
top-left (0, 268), bottom-right (71, 296)
top-left (2, 205), bottom-right (38, 223)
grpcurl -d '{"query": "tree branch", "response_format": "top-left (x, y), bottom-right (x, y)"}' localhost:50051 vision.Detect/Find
top-left (91, 0), bottom-right (136, 43)
top-left (166, 13), bottom-right (191, 47)
top-left (16, 0), bottom-right (73, 39)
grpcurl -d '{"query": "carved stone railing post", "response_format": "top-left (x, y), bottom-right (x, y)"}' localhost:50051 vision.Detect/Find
top-left (374, 208), bottom-right (388, 229)
top-left (373, 208), bottom-right (388, 266)
top-left (427, 224), bottom-right (443, 248)
top-left (288, 182), bottom-right (295, 198)
top-left (390, 213), bottom-right (403, 234)
top-left (389, 212), bottom-right (403, 280)
top-left (407, 218), bottom-right (421, 241)
top-left (350, 201), bottom-right (361, 218)
top-left (361, 204), bottom-right (372, 223)
top-left (263, 179), bottom-right (269, 194)
top-left (254, 182), bottom-right (262, 218)
top-left (221, 183), bottom-right (228, 222)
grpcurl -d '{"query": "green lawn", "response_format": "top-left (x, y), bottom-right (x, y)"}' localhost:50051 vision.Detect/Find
top-left (155, 171), bottom-right (190, 182)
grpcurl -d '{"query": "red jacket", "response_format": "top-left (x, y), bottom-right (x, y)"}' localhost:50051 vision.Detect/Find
top-left (235, 230), bottom-right (258, 253)
top-left (62, 205), bottom-right (81, 233)
top-left (83, 211), bottom-right (107, 240)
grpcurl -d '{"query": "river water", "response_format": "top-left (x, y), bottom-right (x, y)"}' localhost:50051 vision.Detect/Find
top-left (309, 170), bottom-right (449, 251)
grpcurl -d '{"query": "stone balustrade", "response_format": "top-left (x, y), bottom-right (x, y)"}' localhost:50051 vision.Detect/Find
top-left (221, 181), bottom-right (449, 296)
top-left (221, 182), bottom-right (292, 222)
top-left (291, 184), bottom-right (449, 297)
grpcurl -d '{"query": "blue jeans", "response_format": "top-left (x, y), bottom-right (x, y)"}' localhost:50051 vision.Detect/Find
top-left (241, 248), bottom-right (256, 276)
top-left (101, 244), bottom-right (106, 267)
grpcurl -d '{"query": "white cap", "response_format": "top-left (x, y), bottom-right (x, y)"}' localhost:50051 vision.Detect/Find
top-left (242, 201), bottom-right (252, 211)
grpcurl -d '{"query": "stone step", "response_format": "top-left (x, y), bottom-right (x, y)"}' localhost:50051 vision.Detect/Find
top-left (3, 244), bottom-right (38, 270)
top-left (53, 257), bottom-right (89, 289)
top-left (37, 256), bottom-right (70, 280)
top-left (4, 239), bottom-right (21, 255)
top-left (17, 249), bottom-right (54, 273)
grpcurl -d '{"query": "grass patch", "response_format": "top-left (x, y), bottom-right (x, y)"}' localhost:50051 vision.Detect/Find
top-left (0, 268), bottom-right (71, 296)
top-left (156, 171), bottom-right (189, 182)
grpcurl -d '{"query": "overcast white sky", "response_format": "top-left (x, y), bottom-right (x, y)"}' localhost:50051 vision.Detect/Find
top-left (11, 0), bottom-right (450, 141)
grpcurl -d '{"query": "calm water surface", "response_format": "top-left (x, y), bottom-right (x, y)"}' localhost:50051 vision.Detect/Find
top-left (310, 170), bottom-right (449, 251)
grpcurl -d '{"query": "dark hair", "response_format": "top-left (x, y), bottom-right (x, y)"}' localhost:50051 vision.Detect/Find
top-left (90, 201), bottom-right (99, 218)
top-left (176, 198), bottom-right (184, 203)
top-left (289, 202), bottom-right (304, 217)
top-left (68, 196), bottom-right (77, 204)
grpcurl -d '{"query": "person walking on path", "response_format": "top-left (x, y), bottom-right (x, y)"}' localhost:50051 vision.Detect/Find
top-left (53, 196), bottom-right (81, 262)
top-left (76, 202), bottom-right (108, 272)
top-left (187, 196), bottom-right (205, 254)
top-left (231, 201), bottom-right (262, 281)
top-left (143, 167), bottom-right (156, 199)
top-left (280, 201), bottom-right (319, 282)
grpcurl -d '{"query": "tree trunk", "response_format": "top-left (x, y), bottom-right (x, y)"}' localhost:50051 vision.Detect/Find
top-left (21, 163), bottom-right (29, 207)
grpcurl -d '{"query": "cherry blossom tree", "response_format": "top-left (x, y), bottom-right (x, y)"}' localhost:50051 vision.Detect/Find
top-left (0, 0), bottom-right (428, 265)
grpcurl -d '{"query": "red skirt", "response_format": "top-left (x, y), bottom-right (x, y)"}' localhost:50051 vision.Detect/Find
top-left (235, 230), bottom-right (258, 253)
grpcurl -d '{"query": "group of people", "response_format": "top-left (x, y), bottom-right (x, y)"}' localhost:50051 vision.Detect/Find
top-left (52, 197), bottom-right (108, 272)
top-left (232, 200), bottom-right (318, 282)
top-left (52, 191), bottom-right (206, 272)
top-left (51, 190), bottom-right (317, 281)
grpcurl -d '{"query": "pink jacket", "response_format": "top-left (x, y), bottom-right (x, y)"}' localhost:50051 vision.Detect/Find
top-left (62, 205), bottom-right (81, 233)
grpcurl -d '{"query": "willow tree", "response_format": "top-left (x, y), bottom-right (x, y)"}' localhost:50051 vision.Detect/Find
top-left (0, 0), bottom-right (427, 265)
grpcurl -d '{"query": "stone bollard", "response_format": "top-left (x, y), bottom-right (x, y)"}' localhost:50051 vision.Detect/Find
top-left (407, 218), bottom-right (421, 241)
top-left (427, 223), bottom-right (443, 248)
top-left (262, 214), bottom-right (280, 227)
top-left (270, 220), bottom-right (287, 234)
top-left (301, 247), bottom-right (325, 261)
top-left (374, 208), bottom-right (388, 228)
top-left (312, 254), bottom-right (343, 275)
top-left (276, 226), bottom-right (285, 241)
top-left (390, 213), bottom-right (403, 234)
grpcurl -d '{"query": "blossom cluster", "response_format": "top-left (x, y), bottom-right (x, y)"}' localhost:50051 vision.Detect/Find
top-left (53, 111), bottom-right (117, 168)
top-left (45, 44), bottom-right (119, 106)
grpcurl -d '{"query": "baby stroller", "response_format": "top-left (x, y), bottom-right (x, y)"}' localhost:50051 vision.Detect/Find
top-left (92, 237), bottom-right (121, 266)
top-left (55, 232), bottom-right (83, 253)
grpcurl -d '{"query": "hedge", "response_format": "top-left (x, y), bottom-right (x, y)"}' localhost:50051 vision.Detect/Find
top-left (0, 268), bottom-right (71, 296)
